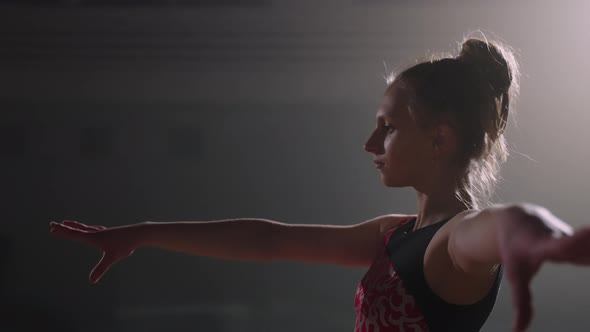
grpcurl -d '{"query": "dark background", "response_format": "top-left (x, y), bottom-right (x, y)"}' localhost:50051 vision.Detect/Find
top-left (1, 0), bottom-right (589, 331)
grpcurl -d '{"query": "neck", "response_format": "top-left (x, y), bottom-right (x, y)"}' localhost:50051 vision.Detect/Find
top-left (414, 187), bottom-right (469, 231)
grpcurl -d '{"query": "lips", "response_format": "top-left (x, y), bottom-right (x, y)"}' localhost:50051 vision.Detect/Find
top-left (374, 161), bottom-right (384, 168)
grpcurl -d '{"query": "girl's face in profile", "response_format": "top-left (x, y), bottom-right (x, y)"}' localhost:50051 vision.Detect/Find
top-left (364, 84), bottom-right (434, 188)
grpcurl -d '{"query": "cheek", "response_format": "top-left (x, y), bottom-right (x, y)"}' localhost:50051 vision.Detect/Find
top-left (383, 137), bottom-right (411, 172)
top-left (384, 135), bottom-right (429, 172)
top-left (384, 134), bottom-right (408, 160)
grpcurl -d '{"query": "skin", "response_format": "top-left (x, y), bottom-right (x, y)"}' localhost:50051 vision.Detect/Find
top-left (50, 81), bottom-right (590, 332)
top-left (364, 82), bottom-right (467, 229)
top-left (363, 82), bottom-right (589, 332)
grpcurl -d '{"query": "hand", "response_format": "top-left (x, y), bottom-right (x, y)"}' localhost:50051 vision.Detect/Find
top-left (49, 220), bottom-right (137, 284)
top-left (498, 206), bottom-right (590, 332)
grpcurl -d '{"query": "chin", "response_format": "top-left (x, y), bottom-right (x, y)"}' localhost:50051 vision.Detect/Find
top-left (380, 174), bottom-right (408, 188)
top-left (383, 182), bottom-right (406, 188)
top-left (381, 173), bottom-right (411, 188)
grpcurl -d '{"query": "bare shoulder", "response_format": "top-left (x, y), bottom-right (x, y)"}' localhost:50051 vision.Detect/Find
top-left (425, 210), bottom-right (501, 305)
top-left (430, 209), bottom-right (496, 270)
top-left (354, 213), bottom-right (416, 238)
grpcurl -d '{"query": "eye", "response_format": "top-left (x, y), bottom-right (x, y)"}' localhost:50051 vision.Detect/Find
top-left (383, 123), bottom-right (395, 134)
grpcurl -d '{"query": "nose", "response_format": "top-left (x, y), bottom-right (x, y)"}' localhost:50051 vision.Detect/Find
top-left (364, 131), bottom-right (383, 154)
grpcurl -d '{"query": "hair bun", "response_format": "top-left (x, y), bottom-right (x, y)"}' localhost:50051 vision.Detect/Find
top-left (457, 38), bottom-right (514, 95)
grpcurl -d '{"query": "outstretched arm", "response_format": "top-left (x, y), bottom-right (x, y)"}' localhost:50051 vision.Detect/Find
top-left (49, 214), bottom-right (405, 284)
top-left (447, 203), bottom-right (590, 332)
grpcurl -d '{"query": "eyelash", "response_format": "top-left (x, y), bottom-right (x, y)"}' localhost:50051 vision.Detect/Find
top-left (383, 123), bottom-right (395, 134)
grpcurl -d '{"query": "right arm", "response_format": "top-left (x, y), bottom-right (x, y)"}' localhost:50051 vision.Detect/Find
top-left (50, 214), bottom-right (407, 270)
top-left (124, 214), bottom-right (406, 267)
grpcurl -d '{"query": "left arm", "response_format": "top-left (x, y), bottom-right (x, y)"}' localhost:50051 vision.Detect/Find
top-left (448, 203), bottom-right (573, 273)
top-left (448, 203), bottom-right (580, 332)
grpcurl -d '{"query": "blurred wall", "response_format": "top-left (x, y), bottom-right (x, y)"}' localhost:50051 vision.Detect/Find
top-left (2, 1), bottom-right (590, 331)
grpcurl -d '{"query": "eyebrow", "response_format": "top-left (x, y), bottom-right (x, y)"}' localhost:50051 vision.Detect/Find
top-left (375, 112), bottom-right (394, 122)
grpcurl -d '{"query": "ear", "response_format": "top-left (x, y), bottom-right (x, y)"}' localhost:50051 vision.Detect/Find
top-left (432, 124), bottom-right (458, 160)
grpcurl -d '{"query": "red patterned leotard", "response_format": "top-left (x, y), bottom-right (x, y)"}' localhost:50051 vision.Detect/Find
top-left (355, 217), bottom-right (429, 331)
top-left (354, 216), bottom-right (502, 332)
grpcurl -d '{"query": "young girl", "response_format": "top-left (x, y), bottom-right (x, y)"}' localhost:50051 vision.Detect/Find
top-left (49, 35), bottom-right (590, 332)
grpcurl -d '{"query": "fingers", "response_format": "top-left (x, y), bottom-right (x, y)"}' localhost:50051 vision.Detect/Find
top-left (542, 230), bottom-right (590, 265)
top-left (49, 220), bottom-right (106, 246)
top-left (537, 236), bottom-right (569, 262)
top-left (62, 220), bottom-right (106, 232)
top-left (511, 277), bottom-right (533, 332)
top-left (89, 252), bottom-right (117, 284)
top-left (49, 221), bottom-right (93, 244)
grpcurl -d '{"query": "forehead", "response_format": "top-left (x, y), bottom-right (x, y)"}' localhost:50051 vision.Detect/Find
top-left (376, 85), bottom-right (411, 121)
